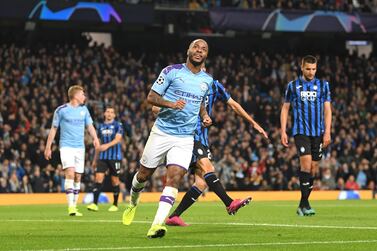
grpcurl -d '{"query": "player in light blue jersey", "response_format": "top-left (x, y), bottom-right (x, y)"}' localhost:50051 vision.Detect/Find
top-left (165, 77), bottom-right (268, 226)
top-left (45, 85), bottom-right (100, 216)
top-left (122, 39), bottom-right (212, 238)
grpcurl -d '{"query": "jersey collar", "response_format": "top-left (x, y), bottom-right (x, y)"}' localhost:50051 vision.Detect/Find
top-left (299, 76), bottom-right (316, 84)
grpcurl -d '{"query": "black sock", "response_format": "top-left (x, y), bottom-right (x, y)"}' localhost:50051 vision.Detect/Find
top-left (299, 171), bottom-right (311, 208)
top-left (169, 186), bottom-right (202, 218)
top-left (113, 185), bottom-right (120, 206)
top-left (204, 172), bottom-right (233, 207)
top-left (308, 176), bottom-right (314, 198)
top-left (93, 182), bottom-right (102, 205)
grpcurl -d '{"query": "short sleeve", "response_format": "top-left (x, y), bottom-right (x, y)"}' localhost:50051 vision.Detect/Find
top-left (52, 109), bottom-right (60, 128)
top-left (151, 66), bottom-right (174, 96)
top-left (116, 122), bottom-right (124, 136)
top-left (215, 80), bottom-right (231, 102)
top-left (284, 82), bottom-right (293, 103)
top-left (84, 106), bottom-right (93, 126)
top-left (323, 81), bottom-right (331, 102)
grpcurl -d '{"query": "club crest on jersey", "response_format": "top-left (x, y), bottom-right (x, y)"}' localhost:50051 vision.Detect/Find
top-left (200, 82), bottom-right (208, 92)
top-left (80, 111), bottom-right (85, 116)
top-left (313, 85), bottom-right (318, 90)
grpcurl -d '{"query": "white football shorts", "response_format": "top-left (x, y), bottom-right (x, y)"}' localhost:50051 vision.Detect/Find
top-left (140, 125), bottom-right (194, 170)
top-left (60, 147), bottom-right (85, 173)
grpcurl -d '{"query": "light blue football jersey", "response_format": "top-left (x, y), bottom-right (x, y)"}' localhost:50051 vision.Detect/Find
top-left (151, 63), bottom-right (212, 136)
top-left (52, 103), bottom-right (93, 149)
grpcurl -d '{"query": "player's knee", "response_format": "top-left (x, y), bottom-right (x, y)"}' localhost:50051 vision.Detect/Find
top-left (137, 166), bottom-right (154, 183)
top-left (166, 175), bottom-right (183, 188)
top-left (65, 168), bottom-right (75, 179)
top-left (299, 155), bottom-right (312, 172)
top-left (197, 158), bottom-right (214, 173)
top-left (111, 176), bottom-right (120, 186)
top-left (74, 173), bottom-right (82, 182)
top-left (166, 167), bottom-right (186, 188)
top-left (95, 174), bottom-right (104, 183)
top-left (311, 161), bottom-right (319, 175)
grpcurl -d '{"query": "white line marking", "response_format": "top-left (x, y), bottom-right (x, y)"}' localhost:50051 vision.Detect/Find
top-left (16, 240), bottom-right (377, 251)
top-left (3, 219), bottom-right (377, 230)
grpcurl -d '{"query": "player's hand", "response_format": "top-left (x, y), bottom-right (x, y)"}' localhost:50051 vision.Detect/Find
top-left (44, 148), bottom-right (52, 160)
top-left (281, 131), bottom-right (289, 147)
top-left (323, 132), bottom-right (331, 148)
top-left (202, 115), bottom-right (212, 127)
top-left (93, 138), bottom-right (100, 150)
top-left (152, 106), bottom-right (161, 117)
top-left (171, 100), bottom-right (186, 110)
top-left (253, 123), bottom-right (269, 139)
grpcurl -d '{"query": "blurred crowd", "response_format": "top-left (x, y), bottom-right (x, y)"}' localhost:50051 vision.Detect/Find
top-left (88, 0), bottom-right (377, 13)
top-left (0, 40), bottom-right (376, 195)
top-left (158, 0), bottom-right (377, 13)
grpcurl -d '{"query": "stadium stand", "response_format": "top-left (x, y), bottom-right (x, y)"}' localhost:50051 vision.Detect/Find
top-left (0, 36), bottom-right (375, 194)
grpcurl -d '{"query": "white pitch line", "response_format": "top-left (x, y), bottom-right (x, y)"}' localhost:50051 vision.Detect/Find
top-left (16, 240), bottom-right (377, 251)
top-left (2, 219), bottom-right (377, 230)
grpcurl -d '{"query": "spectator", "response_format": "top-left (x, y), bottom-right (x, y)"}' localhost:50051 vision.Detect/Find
top-left (345, 175), bottom-right (360, 190)
top-left (8, 170), bottom-right (21, 192)
top-left (30, 167), bottom-right (46, 193)
top-left (0, 40), bottom-right (375, 193)
top-left (0, 177), bottom-right (8, 193)
top-left (287, 176), bottom-right (300, 191)
top-left (321, 168), bottom-right (337, 190)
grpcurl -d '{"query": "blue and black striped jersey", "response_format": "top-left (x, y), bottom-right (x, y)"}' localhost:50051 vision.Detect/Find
top-left (97, 120), bottom-right (123, 160)
top-left (284, 76), bottom-right (331, 137)
top-left (194, 80), bottom-right (231, 147)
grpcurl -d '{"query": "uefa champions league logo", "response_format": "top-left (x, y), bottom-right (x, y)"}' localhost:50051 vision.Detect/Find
top-left (28, 0), bottom-right (122, 23)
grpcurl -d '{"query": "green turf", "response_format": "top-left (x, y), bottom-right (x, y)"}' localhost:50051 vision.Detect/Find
top-left (1, 200), bottom-right (377, 251)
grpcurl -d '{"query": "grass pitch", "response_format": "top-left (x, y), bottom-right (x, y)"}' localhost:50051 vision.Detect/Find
top-left (1, 200), bottom-right (377, 251)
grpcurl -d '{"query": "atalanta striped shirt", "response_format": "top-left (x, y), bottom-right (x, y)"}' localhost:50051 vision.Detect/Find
top-left (284, 76), bottom-right (331, 137)
top-left (97, 120), bottom-right (123, 160)
top-left (195, 80), bottom-right (231, 146)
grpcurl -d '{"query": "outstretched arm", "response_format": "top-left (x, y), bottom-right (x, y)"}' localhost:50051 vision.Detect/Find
top-left (227, 98), bottom-right (268, 139)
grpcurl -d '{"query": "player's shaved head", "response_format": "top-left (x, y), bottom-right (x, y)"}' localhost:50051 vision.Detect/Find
top-left (188, 39), bottom-right (208, 50)
top-left (187, 39), bottom-right (208, 67)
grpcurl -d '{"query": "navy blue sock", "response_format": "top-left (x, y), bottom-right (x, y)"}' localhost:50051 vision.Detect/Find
top-left (299, 171), bottom-right (311, 208)
top-left (169, 186), bottom-right (202, 218)
top-left (204, 172), bottom-right (233, 207)
top-left (93, 182), bottom-right (102, 205)
top-left (113, 185), bottom-right (120, 206)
